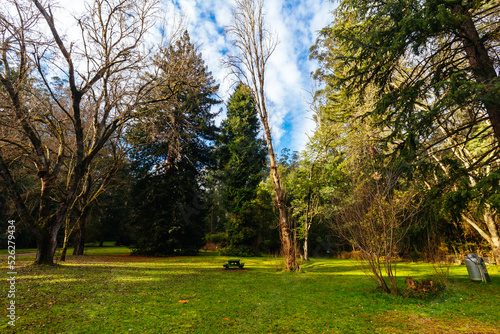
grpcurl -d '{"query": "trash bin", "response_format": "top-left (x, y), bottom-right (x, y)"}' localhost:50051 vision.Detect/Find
top-left (464, 253), bottom-right (491, 282)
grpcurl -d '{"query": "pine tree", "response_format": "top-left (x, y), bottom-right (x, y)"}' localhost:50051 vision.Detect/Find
top-left (127, 31), bottom-right (220, 256)
top-left (217, 84), bottom-right (267, 256)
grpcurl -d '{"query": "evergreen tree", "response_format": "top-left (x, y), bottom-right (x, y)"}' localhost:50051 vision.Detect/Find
top-left (311, 0), bottom-right (500, 153)
top-left (127, 31), bottom-right (220, 256)
top-left (217, 84), bottom-right (267, 256)
top-left (311, 0), bottom-right (500, 265)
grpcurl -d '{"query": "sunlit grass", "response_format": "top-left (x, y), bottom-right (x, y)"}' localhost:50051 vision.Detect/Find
top-left (1, 247), bottom-right (499, 333)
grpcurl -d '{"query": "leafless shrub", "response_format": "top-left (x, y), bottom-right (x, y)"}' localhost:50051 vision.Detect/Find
top-left (332, 159), bottom-right (423, 295)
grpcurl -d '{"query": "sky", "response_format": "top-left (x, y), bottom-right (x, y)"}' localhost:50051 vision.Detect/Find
top-left (167, 0), bottom-right (335, 154)
top-left (54, 0), bottom-right (336, 154)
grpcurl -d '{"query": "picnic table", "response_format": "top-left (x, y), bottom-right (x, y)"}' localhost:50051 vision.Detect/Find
top-left (223, 259), bottom-right (245, 269)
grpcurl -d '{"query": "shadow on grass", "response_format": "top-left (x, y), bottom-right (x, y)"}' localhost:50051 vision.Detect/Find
top-left (3, 252), bottom-right (499, 334)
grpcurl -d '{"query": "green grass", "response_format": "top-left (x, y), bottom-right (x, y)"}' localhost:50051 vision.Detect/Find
top-left (1, 247), bottom-right (499, 333)
top-left (0, 241), bottom-right (125, 256)
top-left (0, 248), bottom-right (37, 255)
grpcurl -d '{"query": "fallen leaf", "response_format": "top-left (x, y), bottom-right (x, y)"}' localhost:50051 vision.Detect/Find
top-left (178, 300), bottom-right (189, 304)
top-left (223, 318), bottom-right (229, 321)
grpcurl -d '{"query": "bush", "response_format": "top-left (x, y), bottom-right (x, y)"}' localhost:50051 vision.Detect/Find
top-left (220, 244), bottom-right (256, 257)
top-left (205, 232), bottom-right (228, 245)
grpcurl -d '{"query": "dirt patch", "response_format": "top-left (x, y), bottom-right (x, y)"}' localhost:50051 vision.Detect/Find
top-left (0, 252), bottom-right (36, 258)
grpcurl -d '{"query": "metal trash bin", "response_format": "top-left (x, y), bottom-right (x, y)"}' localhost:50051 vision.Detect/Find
top-left (464, 253), bottom-right (491, 282)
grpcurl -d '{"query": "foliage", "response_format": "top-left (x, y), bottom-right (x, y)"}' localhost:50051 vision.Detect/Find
top-left (311, 0), bottom-right (500, 266)
top-left (216, 84), bottom-right (267, 256)
top-left (311, 0), bottom-right (500, 150)
top-left (127, 31), bottom-right (220, 256)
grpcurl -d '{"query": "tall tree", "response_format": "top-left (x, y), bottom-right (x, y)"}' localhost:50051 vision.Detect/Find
top-left (127, 31), bottom-right (220, 256)
top-left (0, 0), bottom-right (158, 264)
top-left (286, 156), bottom-right (325, 261)
top-left (217, 84), bottom-right (267, 256)
top-left (311, 0), bottom-right (500, 151)
top-left (224, 0), bottom-right (299, 270)
top-left (414, 93), bottom-right (500, 264)
top-left (311, 0), bottom-right (500, 265)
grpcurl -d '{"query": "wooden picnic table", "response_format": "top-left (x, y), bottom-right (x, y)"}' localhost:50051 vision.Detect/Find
top-left (223, 259), bottom-right (245, 269)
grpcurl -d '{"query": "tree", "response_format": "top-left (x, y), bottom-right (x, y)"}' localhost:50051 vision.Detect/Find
top-left (127, 31), bottom-right (220, 256)
top-left (0, 0), bottom-right (158, 264)
top-left (58, 143), bottom-right (126, 259)
top-left (224, 0), bottom-right (299, 270)
top-left (311, 0), bottom-right (500, 265)
top-left (415, 95), bottom-right (500, 264)
top-left (311, 0), bottom-right (500, 152)
top-left (286, 157), bottom-right (324, 261)
top-left (216, 84), bottom-right (267, 256)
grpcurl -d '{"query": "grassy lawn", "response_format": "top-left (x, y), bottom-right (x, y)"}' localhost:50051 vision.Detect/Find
top-left (0, 248), bottom-right (37, 256)
top-left (1, 247), bottom-right (499, 333)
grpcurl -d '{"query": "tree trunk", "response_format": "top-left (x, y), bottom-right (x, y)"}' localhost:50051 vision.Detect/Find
top-left (303, 228), bottom-right (309, 261)
top-left (270, 161), bottom-right (298, 270)
top-left (60, 233), bottom-right (69, 262)
top-left (454, 5), bottom-right (500, 145)
top-left (461, 207), bottom-right (500, 266)
top-left (484, 209), bottom-right (500, 266)
top-left (73, 219), bottom-right (86, 255)
top-left (35, 229), bottom-right (58, 265)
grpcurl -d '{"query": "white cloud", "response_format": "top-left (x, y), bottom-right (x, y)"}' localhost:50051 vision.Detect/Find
top-left (48, 0), bottom-right (336, 152)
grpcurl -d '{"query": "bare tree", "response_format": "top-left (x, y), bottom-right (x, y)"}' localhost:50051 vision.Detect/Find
top-left (0, 0), bottom-right (159, 264)
top-left (333, 153), bottom-right (422, 295)
top-left (224, 0), bottom-right (298, 270)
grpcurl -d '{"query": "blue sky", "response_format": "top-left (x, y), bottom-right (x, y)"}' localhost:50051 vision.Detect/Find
top-left (56, 0), bottom-right (335, 154)
top-left (165, 0), bottom-right (335, 154)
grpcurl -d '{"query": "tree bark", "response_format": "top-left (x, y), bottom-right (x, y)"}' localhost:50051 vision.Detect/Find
top-left (303, 197), bottom-right (311, 261)
top-left (483, 209), bottom-right (500, 265)
top-left (454, 5), bottom-right (500, 145)
top-left (303, 227), bottom-right (309, 261)
top-left (73, 218), bottom-right (86, 256)
top-left (265, 130), bottom-right (298, 270)
top-left (0, 0), bottom-right (155, 265)
top-left (34, 228), bottom-right (59, 265)
top-left (303, 164), bottom-right (315, 261)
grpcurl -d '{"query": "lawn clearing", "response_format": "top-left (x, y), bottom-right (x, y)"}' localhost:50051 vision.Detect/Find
top-left (1, 247), bottom-right (499, 333)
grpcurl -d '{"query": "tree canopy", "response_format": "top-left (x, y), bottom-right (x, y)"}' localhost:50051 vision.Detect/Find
top-left (127, 31), bottom-right (220, 256)
top-left (216, 84), bottom-right (267, 256)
